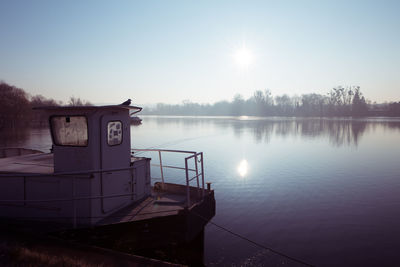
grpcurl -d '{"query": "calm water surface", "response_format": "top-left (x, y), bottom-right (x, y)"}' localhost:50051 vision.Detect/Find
top-left (2, 116), bottom-right (400, 266)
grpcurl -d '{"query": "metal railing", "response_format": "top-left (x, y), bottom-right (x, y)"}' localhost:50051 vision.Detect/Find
top-left (132, 149), bottom-right (205, 207)
top-left (0, 149), bottom-right (207, 228)
top-left (185, 152), bottom-right (205, 207)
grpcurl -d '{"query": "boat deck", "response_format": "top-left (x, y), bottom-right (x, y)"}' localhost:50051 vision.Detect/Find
top-left (0, 153), bottom-right (53, 174)
top-left (99, 194), bottom-right (183, 225)
top-left (89, 183), bottom-right (215, 248)
top-left (0, 152), bottom-right (146, 175)
top-left (99, 184), bottom-right (205, 226)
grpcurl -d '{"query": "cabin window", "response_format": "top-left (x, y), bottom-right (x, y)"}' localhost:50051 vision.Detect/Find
top-left (50, 116), bottom-right (88, 146)
top-left (107, 121), bottom-right (123, 146)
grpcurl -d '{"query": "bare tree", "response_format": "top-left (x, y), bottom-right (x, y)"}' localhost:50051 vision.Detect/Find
top-left (0, 82), bottom-right (30, 130)
top-left (68, 96), bottom-right (92, 106)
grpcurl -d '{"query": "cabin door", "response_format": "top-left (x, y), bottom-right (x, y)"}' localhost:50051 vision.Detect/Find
top-left (100, 114), bottom-right (131, 213)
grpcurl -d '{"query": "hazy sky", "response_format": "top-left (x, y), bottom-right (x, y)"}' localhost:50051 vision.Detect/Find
top-left (0, 0), bottom-right (399, 105)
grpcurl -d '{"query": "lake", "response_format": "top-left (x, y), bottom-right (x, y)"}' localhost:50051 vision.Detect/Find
top-left (2, 116), bottom-right (400, 266)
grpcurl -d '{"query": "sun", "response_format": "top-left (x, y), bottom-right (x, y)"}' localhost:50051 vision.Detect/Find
top-left (233, 46), bottom-right (254, 68)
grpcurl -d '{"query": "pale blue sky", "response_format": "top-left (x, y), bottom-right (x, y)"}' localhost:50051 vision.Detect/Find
top-left (0, 0), bottom-right (399, 104)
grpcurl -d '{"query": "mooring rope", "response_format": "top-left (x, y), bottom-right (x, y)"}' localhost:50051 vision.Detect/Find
top-left (192, 211), bottom-right (315, 267)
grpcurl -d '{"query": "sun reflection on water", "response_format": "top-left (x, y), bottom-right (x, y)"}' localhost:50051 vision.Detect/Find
top-left (237, 159), bottom-right (249, 177)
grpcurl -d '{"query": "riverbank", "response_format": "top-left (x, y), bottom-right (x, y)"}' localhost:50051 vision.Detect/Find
top-left (0, 222), bottom-right (183, 266)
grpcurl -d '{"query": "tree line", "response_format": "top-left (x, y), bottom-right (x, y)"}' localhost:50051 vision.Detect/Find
top-left (0, 82), bottom-right (91, 129)
top-left (1, 81), bottom-right (400, 130)
top-left (144, 86), bottom-right (400, 117)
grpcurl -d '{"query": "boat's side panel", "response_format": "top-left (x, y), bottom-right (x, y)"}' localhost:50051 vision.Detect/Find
top-left (0, 175), bottom-right (92, 226)
top-left (88, 158), bottom-right (151, 225)
top-left (132, 158), bottom-right (151, 200)
top-left (0, 177), bottom-right (24, 213)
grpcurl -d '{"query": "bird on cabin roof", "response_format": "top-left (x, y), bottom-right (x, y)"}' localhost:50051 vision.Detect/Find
top-left (120, 99), bottom-right (131, 106)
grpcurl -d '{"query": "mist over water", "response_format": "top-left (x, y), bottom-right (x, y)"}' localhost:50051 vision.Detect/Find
top-left (2, 116), bottom-right (400, 266)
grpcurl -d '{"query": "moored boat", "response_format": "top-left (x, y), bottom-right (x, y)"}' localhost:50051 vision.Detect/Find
top-left (130, 115), bottom-right (142, 125)
top-left (0, 103), bottom-right (215, 262)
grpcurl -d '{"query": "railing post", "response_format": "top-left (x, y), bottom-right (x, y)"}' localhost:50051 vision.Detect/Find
top-left (194, 153), bottom-right (200, 190)
top-left (159, 150), bottom-right (165, 188)
top-left (201, 152), bottom-right (205, 198)
top-left (185, 157), bottom-right (190, 208)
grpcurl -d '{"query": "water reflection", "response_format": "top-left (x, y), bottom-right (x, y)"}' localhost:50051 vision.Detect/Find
top-left (0, 127), bottom-right (52, 151)
top-left (237, 159), bottom-right (249, 178)
top-left (144, 116), bottom-right (400, 147)
top-left (0, 128), bottom-right (30, 147)
top-left (2, 117), bottom-right (399, 151)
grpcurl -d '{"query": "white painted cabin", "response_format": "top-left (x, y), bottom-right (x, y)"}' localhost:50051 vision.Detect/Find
top-left (0, 105), bottom-right (151, 226)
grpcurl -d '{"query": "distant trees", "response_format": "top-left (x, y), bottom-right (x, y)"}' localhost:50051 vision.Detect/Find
top-left (251, 90), bottom-right (274, 116)
top-left (0, 82), bottom-right (93, 130)
top-left (326, 86), bottom-right (368, 116)
top-left (231, 94), bottom-right (245, 115)
top-left (0, 82), bottom-right (31, 129)
top-left (275, 94), bottom-right (293, 116)
top-left (30, 94), bottom-right (60, 107)
top-left (0, 80), bottom-right (398, 129)
top-left (299, 93), bottom-right (327, 116)
top-left (329, 86), bottom-right (352, 113)
top-left (30, 94), bottom-right (61, 127)
top-left (145, 86), bottom-right (395, 117)
top-left (351, 87), bottom-right (368, 116)
top-left (387, 102), bottom-right (400, 116)
top-left (68, 96), bottom-right (92, 106)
